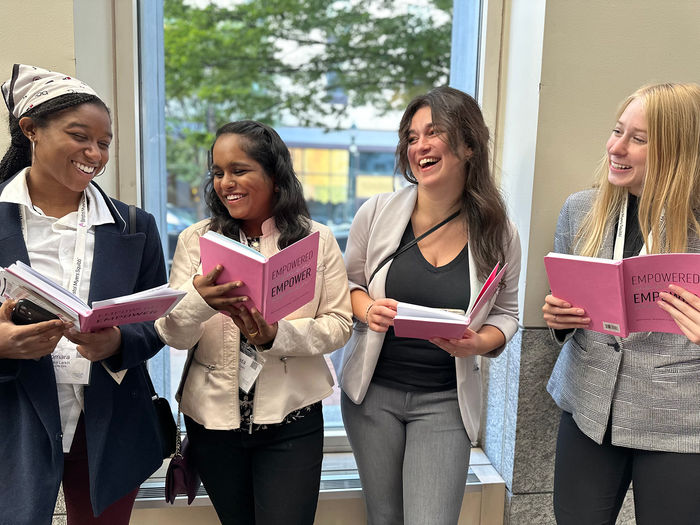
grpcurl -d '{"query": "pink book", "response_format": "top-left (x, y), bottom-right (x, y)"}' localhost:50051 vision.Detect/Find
top-left (393, 263), bottom-right (508, 340)
top-left (1, 261), bottom-right (185, 332)
top-left (544, 252), bottom-right (700, 337)
top-left (199, 230), bottom-right (319, 324)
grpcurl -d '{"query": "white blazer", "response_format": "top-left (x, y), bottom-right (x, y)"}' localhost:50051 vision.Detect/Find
top-left (334, 185), bottom-right (521, 443)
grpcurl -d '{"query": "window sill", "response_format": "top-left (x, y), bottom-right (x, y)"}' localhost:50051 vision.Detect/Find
top-left (134, 447), bottom-right (503, 508)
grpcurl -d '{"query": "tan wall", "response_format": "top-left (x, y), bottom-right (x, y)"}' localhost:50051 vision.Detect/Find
top-left (0, 0), bottom-right (76, 152)
top-left (488, 0), bottom-right (700, 326)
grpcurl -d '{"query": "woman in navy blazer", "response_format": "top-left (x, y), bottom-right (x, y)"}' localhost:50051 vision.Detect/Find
top-left (0, 64), bottom-right (166, 524)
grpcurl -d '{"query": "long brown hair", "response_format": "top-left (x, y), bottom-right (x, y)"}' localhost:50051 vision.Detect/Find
top-left (396, 86), bottom-right (511, 280)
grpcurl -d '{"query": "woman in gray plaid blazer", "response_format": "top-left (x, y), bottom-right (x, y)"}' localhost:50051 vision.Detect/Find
top-left (543, 83), bottom-right (700, 525)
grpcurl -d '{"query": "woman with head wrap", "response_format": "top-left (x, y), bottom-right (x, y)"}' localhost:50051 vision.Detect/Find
top-left (0, 64), bottom-right (167, 524)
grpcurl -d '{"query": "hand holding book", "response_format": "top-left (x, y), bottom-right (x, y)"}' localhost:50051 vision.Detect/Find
top-left (657, 284), bottom-right (700, 344)
top-left (542, 294), bottom-right (590, 331)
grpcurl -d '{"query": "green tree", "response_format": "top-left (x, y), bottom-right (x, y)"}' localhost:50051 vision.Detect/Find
top-left (164, 0), bottom-right (452, 188)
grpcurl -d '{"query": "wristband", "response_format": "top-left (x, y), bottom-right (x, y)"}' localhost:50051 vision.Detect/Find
top-left (364, 301), bottom-right (375, 325)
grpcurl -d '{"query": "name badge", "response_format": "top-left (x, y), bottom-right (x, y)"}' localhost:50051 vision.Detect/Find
top-left (239, 341), bottom-right (266, 393)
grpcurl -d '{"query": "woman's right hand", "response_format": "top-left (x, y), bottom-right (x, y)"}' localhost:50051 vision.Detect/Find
top-left (542, 294), bottom-right (590, 330)
top-left (0, 300), bottom-right (66, 359)
top-left (366, 298), bottom-right (398, 333)
top-left (193, 265), bottom-right (249, 314)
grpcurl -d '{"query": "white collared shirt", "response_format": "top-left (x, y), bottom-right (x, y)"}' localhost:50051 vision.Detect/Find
top-left (0, 168), bottom-right (114, 452)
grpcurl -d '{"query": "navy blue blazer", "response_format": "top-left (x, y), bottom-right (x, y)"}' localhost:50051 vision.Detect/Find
top-left (0, 177), bottom-right (167, 524)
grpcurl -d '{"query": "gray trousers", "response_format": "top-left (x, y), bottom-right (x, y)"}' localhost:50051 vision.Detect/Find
top-left (341, 383), bottom-right (470, 525)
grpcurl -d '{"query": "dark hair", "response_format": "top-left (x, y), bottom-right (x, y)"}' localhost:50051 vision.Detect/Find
top-left (0, 93), bottom-right (110, 182)
top-left (205, 120), bottom-right (311, 249)
top-left (396, 86), bottom-right (510, 281)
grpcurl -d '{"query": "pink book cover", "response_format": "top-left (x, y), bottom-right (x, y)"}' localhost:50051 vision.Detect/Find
top-left (79, 295), bottom-right (185, 332)
top-left (1, 262), bottom-right (185, 332)
top-left (200, 230), bottom-right (319, 324)
top-left (622, 253), bottom-right (700, 335)
top-left (393, 263), bottom-right (508, 340)
top-left (393, 314), bottom-right (469, 340)
top-left (544, 252), bottom-right (700, 337)
top-left (544, 253), bottom-right (627, 336)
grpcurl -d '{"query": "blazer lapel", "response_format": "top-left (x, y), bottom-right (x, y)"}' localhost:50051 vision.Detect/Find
top-left (88, 219), bottom-right (146, 304)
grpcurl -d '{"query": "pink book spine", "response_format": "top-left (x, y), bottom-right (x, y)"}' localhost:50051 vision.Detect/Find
top-left (79, 296), bottom-right (180, 332)
top-left (262, 231), bottom-right (319, 323)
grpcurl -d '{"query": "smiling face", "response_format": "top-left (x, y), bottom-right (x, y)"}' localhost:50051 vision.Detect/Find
top-left (211, 133), bottom-right (275, 236)
top-left (22, 102), bottom-right (112, 194)
top-left (606, 97), bottom-right (648, 196)
top-left (407, 106), bottom-right (470, 192)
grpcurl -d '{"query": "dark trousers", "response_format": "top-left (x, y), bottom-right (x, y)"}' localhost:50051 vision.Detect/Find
top-left (184, 406), bottom-right (323, 525)
top-left (554, 410), bottom-right (700, 525)
top-left (62, 415), bottom-right (139, 525)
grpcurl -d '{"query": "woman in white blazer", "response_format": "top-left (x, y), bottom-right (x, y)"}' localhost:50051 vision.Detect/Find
top-left (336, 86), bottom-right (520, 525)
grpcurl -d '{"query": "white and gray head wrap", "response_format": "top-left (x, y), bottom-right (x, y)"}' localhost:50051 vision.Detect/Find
top-left (1, 64), bottom-right (100, 119)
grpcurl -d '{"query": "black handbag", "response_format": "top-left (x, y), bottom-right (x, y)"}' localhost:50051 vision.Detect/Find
top-left (165, 346), bottom-right (202, 504)
top-left (164, 413), bottom-right (201, 504)
top-left (143, 364), bottom-right (177, 459)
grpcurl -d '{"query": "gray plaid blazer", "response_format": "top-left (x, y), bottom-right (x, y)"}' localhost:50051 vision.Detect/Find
top-left (547, 189), bottom-right (700, 453)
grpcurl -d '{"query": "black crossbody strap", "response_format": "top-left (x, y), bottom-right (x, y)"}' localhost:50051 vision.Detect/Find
top-left (128, 204), bottom-right (137, 234)
top-left (367, 209), bottom-right (460, 286)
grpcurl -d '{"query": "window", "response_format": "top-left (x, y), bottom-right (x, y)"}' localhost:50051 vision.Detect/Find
top-left (139, 0), bottom-right (482, 438)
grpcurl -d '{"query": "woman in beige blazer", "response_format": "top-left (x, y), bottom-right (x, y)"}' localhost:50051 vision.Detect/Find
top-left (335, 87), bottom-right (520, 525)
top-left (543, 83), bottom-right (700, 524)
top-left (156, 121), bottom-right (352, 525)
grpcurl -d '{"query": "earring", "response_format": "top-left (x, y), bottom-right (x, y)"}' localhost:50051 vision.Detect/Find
top-left (95, 165), bottom-right (107, 177)
top-left (30, 139), bottom-right (35, 159)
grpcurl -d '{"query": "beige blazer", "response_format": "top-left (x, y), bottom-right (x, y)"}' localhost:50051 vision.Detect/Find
top-left (334, 185), bottom-right (521, 443)
top-left (155, 218), bottom-right (352, 429)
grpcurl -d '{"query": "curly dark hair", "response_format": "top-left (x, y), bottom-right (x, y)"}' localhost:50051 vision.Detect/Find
top-left (204, 120), bottom-right (311, 249)
top-left (396, 86), bottom-right (511, 281)
top-left (0, 93), bottom-right (110, 182)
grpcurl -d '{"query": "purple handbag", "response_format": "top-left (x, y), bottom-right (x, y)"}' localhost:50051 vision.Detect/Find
top-left (164, 347), bottom-right (202, 504)
top-left (164, 417), bottom-right (201, 504)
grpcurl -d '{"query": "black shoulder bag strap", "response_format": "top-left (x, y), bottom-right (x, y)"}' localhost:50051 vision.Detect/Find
top-left (367, 209), bottom-right (460, 286)
top-left (128, 204), bottom-right (137, 235)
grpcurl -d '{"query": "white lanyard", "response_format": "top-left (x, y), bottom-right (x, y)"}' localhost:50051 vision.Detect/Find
top-left (611, 191), bottom-right (656, 344)
top-left (612, 191), bottom-right (650, 261)
top-left (20, 192), bottom-right (90, 296)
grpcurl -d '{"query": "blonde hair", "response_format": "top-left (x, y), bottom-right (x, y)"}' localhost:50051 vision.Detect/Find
top-left (577, 83), bottom-right (700, 256)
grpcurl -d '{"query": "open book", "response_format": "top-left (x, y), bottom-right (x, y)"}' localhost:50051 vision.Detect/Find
top-left (199, 230), bottom-right (320, 324)
top-left (544, 252), bottom-right (700, 337)
top-left (393, 262), bottom-right (508, 340)
top-left (1, 261), bottom-right (185, 332)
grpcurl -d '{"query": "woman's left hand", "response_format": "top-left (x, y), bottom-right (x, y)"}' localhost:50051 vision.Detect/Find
top-left (658, 284), bottom-right (700, 344)
top-left (430, 324), bottom-right (506, 358)
top-left (63, 326), bottom-right (122, 361)
top-left (230, 305), bottom-right (277, 347)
